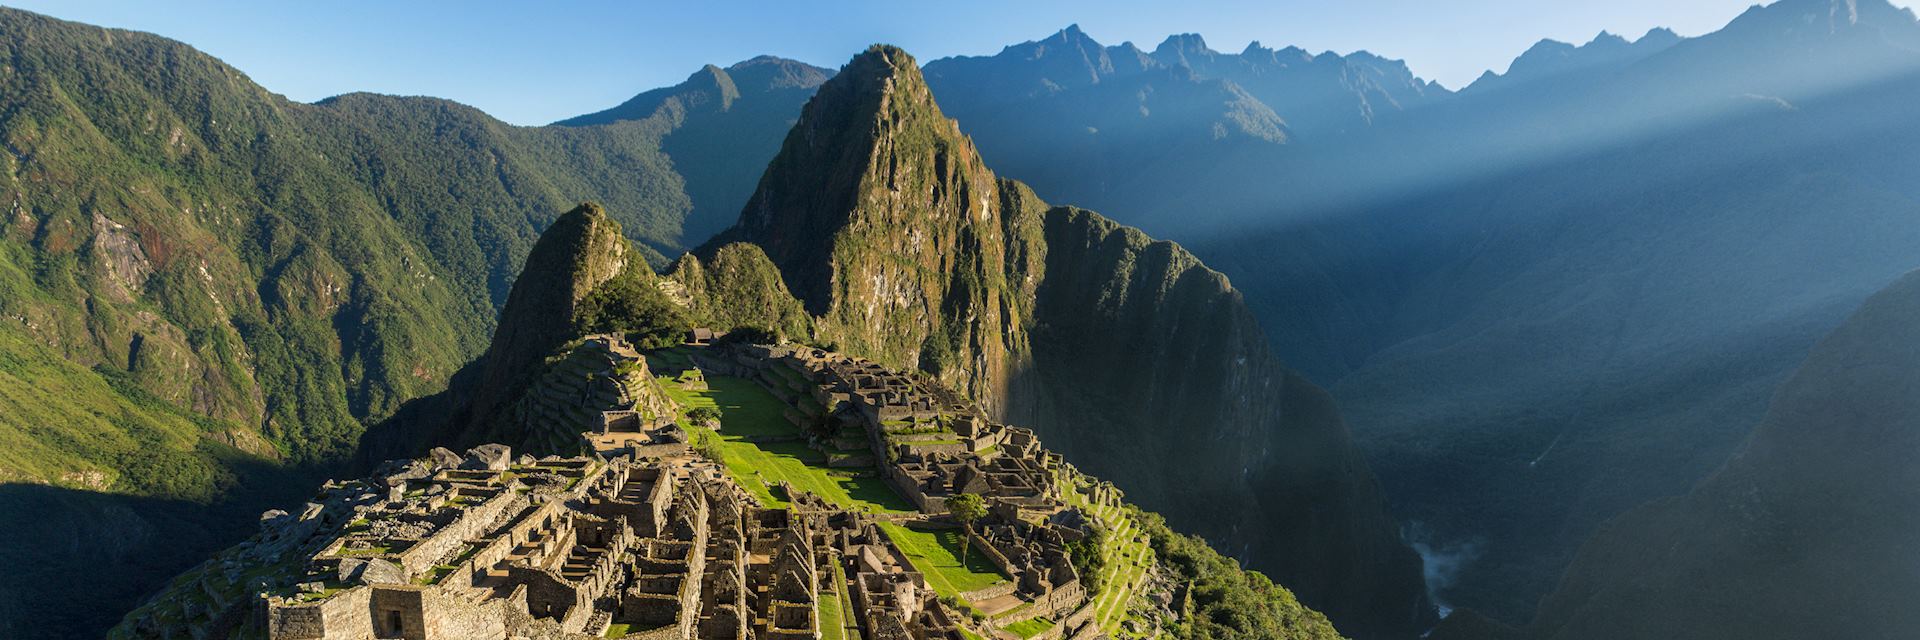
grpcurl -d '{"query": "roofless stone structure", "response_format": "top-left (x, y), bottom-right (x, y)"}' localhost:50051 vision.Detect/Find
top-left (216, 338), bottom-right (1139, 640)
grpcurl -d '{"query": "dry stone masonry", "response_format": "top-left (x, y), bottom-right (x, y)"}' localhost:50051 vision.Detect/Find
top-left (129, 336), bottom-right (1161, 640)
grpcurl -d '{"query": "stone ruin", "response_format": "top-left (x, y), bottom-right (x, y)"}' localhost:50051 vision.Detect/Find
top-left (240, 339), bottom-right (1130, 640)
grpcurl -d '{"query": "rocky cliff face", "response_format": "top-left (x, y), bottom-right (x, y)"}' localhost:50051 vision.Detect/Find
top-left (358, 203), bottom-right (637, 458)
top-left (467, 203), bottom-right (632, 431)
top-left (703, 45), bottom-right (1036, 413)
top-left (1497, 266), bottom-right (1920, 640)
top-left (699, 45), bottom-right (1433, 638)
top-left (1021, 209), bottom-right (1427, 636)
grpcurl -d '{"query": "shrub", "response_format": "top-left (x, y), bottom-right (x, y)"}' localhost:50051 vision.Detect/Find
top-left (687, 406), bottom-right (722, 427)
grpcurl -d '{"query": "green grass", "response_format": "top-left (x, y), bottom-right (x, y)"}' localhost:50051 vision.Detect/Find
top-left (293, 579), bottom-right (351, 603)
top-left (1058, 471), bottom-right (1158, 636)
top-left (647, 347), bottom-right (696, 371)
top-left (663, 375), bottom-right (795, 438)
top-left (878, 523), bottom-right (1007, 596)
top-left (662, 374), bottom-right (911, 513)
top-left (818, 589), bottom-right (848, 640)
top-left (415, 564), bottom-right (458, 585)
top-left (603, 622), bottom-right (631, 638)
top-left (825, 558), bottom-right (863, 640)
top-left (1004, 617), bottom-right (1056, 639)
top-left (336, 545), bottom-right (393, 557)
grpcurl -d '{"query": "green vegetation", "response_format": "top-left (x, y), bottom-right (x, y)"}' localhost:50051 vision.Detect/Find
top-left (294, 580), bottom-right (350, 603)
top-left (878, 522), bottom-right (1007, 596)
top-left (1003, 617), bottom-right (1056, 639)
top-left (686, 406), bottom-right (722, 427)
top-left (0, 6), bottom-right (704, 483)
top-left (667, 244), bottom-right (814, 340)
top-left (1064, 523), bottom-right (1109, 594)
top-left (575, 266), bottom-right (691, 350)
top-left (1134, 507), bottom-right (1341, 640)
top-left (945, 493), bottom-right (987, 564)
top-left (603, 623), bottom-right (632, 638)
top-left (661, 374), bottom-right (910, 512)
top-left (692, 430), bottom-right (727, 464)
top-left (416, 564), bottom-right (458, 586)
top-left (817, 589), bottom-right (848, 640)
top-left (0, 324), bottom-right (246, 501)
top-left (821, 558), bottom-right (861, 640)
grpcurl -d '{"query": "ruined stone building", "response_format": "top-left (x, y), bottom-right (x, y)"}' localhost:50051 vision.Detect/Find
top-left (250, 340), bottom-right (1123, 640)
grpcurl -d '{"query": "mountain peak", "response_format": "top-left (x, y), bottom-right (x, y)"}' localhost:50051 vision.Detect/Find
top-left (1041, 23), bottom-right (1105, 53)
top-left (707, 44), bottom-right (990, 312)
top-left (846, 44), bottom-right (922, 83)
top-left (1466, 24), bottom-right (1686, 95)
top-left (1723, 0), bottom-right (1920, 35)
top-left (723, 55), bottom-right (832, 92)
top-left (455, 202), bottom-right (631, 443)
top-left (1591, 30), bottom-right (1629, 47)
top-left (1152, 33), bottom-right (1218, 66)
top-left (1640, 26), bottom-right (1683, 45)
top-left (553, 55), bottom-right (827, 126)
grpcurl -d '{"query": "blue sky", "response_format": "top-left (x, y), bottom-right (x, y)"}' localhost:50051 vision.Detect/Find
top-left (4, 0), bottom-right (1905, 125)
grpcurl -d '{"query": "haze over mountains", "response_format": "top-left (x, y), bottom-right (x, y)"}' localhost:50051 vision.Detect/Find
top-left (916, 0), bottom-right (1920, 623)
top-left (6, 0), bottom-right (1920, 638)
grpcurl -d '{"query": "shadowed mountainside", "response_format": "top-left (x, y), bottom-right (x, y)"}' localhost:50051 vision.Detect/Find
top-left (907, 0), bottom-right (1920, 620)
top-left (1495, 264), bottom-right (1920, 639)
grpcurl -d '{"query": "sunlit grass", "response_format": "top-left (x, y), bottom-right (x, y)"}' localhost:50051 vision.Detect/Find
top-left (878, 522), bottom-right (1007, 596)
top-left (661, 373), bottom-right (912, 513)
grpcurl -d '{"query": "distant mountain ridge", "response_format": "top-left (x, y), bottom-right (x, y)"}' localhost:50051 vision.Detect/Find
top-left (555, 55), bottom-right (833, 247)
top-left (1193, 0), bottom-right (1920, 624)
top-left (889, 0), bottom-right (1920, 627)
top-left (1462, 29), bottom-right (1682, 95)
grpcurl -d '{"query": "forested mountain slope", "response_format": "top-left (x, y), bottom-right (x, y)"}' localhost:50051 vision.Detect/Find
top-left (0, 8), bottom-right (812, 637)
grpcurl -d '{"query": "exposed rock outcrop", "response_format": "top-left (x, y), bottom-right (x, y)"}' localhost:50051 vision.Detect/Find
top-left (360, 204), bottom-right (634, 458)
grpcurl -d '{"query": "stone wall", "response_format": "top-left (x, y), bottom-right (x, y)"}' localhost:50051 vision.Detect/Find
top-left (267, 586), bottom-right (373, 640)
top-left (960, 580), bottom-right (1018, 603)
top-left (1035, 578), bottom-right (1085, 619)
top-left (1060, 600), bottom-right (1096, 637)
top-left (883, 466), bottom-right (936, 512)
top-left (396, 488), bottom-right (516, 577)
top-left (422, 586), bottom-right (520, 640)
top-left (966, 529), bottom-right (1020, 581)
